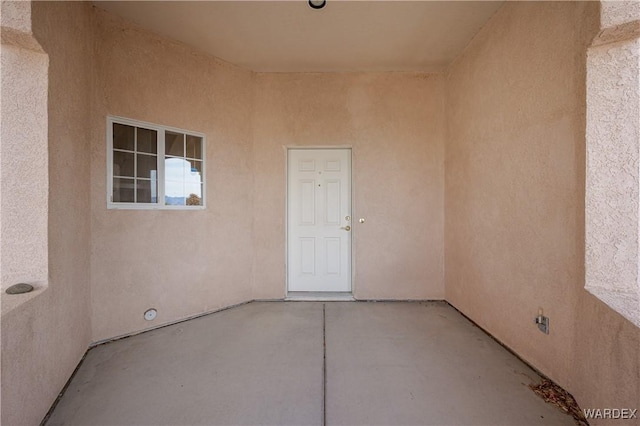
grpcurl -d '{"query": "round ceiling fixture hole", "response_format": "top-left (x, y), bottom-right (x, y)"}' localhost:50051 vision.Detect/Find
top-left (308, 0), bottom-right (326, 10)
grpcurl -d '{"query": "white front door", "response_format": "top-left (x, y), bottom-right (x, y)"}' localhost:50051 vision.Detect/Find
top-left (287, 149), bottom-right (352, 292)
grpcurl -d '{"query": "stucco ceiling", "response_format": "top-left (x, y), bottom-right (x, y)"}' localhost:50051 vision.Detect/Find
top-left (93, 1), bottom-right (504, 73)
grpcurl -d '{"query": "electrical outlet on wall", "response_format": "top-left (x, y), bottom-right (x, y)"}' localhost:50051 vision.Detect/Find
top-left (535, 308), bottom-right (549, 334)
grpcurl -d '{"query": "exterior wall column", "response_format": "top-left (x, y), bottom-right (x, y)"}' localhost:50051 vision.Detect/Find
top-left (1, 1), bottom-right (49, 423)
top-left (0, 1), bottom-right (49, 306)
top-left (586, 1), bottom-right (640, 327)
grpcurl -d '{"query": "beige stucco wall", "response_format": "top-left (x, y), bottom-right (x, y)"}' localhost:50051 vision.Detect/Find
top-left (252, 73), bottom-right (445, 300)
top-left (1, 2), bottom-right (93, 425)
top-left (90, 11), bottom-right (445, 341)
top-left (90, 9), bottom-right (255, 342)
top-left (0, 16), bottom-right (48, 305)
top-left (601, 0), bottom-right (640, 28)
top-left (3, 2), bottom-right (637, 424)
top-left (445, 0), bottom-right (639, 419)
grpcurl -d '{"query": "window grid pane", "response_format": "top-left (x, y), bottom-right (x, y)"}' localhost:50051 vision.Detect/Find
top-left (136, 153), bottom-right (158, 179)
top-left (137, 128), bottom-right (157, 154)
top-left (113, 151), bottom-right (134, 177)
top-left (110, 118), bottom-right (204, 208)
top-left (134, 128), bottom-right (137, 202)
top-left (113, 123), bottom-right (134, 151)
top-left (165, 131), bottom-right (184, 156)
top-left (111, 121), bottom-right (161, 204)
top-left (186, 184), bottom-right (203, 206)
top-left (186, 135), bottom-right (203, 160)
top-left (113, 178), bottom-right (135, 202)
top-left (136, 178), bottom-right (157, 203)
top-left (164, 130), bottom-right (203, 207)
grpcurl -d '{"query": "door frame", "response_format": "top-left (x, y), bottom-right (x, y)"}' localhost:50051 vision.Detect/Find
top-left (285, 146), bottom-right (354, 296)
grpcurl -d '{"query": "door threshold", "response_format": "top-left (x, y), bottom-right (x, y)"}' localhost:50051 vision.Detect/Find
top-left (285, 291), bottom-right (355, 301)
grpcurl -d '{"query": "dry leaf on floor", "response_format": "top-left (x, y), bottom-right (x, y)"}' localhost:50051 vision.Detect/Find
top-left (529, 379), bottom-right (588, 426)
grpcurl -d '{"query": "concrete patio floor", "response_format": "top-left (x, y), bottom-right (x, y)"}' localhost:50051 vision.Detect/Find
top-left (45, 302), bottom-right (574, 425)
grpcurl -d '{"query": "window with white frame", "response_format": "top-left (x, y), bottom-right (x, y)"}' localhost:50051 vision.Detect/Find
top-left (107, 116), bottom-right (205, 209)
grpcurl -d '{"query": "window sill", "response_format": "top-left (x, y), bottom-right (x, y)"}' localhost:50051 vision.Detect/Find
top-left (107, 203), bottom-right (206, 211)
top-left (1, 282), bottom-right (48, 318)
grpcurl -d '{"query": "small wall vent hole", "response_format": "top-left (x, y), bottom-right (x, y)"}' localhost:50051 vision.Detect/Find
top-left (144, 308), bottom-right (157, 321)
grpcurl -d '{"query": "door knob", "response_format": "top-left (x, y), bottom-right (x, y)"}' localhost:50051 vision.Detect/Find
top-left (341, 225), bottom-right (351, 231)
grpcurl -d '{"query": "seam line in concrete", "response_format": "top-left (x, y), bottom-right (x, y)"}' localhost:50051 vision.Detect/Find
top-left (322, 303), bottom-right (327, 426)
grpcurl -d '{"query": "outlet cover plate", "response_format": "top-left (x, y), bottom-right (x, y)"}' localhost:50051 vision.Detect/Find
top-left (537, 316), bottom-right (549, 334)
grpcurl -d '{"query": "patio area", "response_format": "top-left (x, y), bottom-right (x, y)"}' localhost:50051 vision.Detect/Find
top-left (44, 302), bottom-right (573, 425)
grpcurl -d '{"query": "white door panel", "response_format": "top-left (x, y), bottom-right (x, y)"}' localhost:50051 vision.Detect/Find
top-left (288, 149), bottom-right (351, 292)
